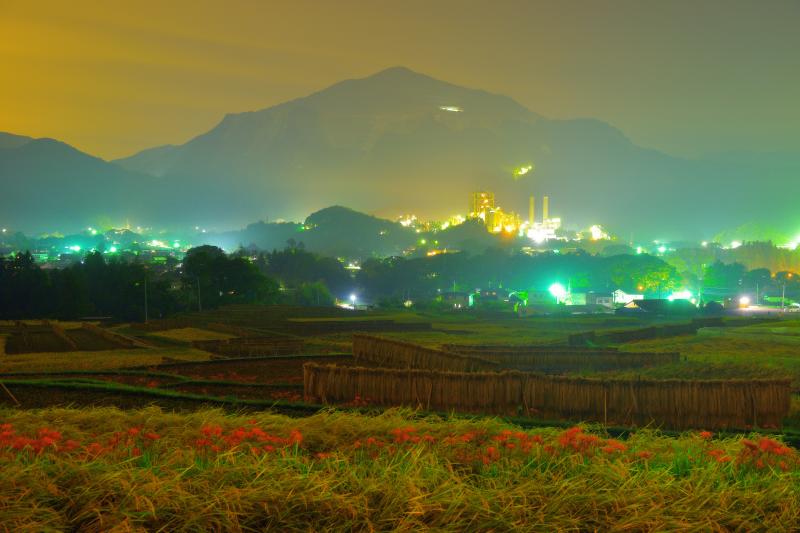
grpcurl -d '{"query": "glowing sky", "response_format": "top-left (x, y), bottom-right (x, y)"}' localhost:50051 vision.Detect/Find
top-left (2, 0), bottom-right (798, 160)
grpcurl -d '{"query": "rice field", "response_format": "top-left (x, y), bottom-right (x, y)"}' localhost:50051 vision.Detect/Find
top-left (0, 406), bottom-right (798, 531)
top-left (0, 347), bottom-right (210, 373)
top-left (2, 310), bottom-right (800, 529)
top-left (148, 327), bottom-right (237, 342)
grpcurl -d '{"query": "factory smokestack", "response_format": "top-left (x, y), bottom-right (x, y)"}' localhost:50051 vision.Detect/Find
top-left (529, 196), bottom-right (535, 224)
top-left (542, 196), bottom-right (549, 223)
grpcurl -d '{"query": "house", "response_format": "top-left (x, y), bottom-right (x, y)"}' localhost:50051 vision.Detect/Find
top-left (613, 290), bottom-right (644, 305)
top-left (586, 291), bottom-right (614, 309)
top-left (442, 291), bottom-right (471, 308)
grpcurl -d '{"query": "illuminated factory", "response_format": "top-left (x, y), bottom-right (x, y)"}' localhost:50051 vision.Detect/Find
top-left (526, 195), bottom-right (562, 243)
top-left (469, 192), bottom-right (560, 241)
top-left (468, 191), bottom-right (521, 234)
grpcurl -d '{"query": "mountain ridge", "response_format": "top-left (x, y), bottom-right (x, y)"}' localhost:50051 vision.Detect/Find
top-left (3, 67), bottom-right (799, 237)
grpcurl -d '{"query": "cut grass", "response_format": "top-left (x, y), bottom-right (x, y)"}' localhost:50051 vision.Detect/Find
top-left (0, 406), bottom-right (798, 531)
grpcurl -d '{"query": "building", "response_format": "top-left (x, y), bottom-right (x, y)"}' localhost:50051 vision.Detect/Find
top-left (526, 195), bottom-right (562, 242)
top-left (613, 290), bottom-right (644, 305)
top-left (469, 192), bottom-right (495, 218)
top-left (469, 191), bottom-right (522, 234)
top-left (587, 291), bottom-right (615, 309)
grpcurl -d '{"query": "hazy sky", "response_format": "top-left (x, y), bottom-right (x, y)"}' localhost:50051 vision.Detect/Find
top-left (2, 0), bottom-right (798, 160)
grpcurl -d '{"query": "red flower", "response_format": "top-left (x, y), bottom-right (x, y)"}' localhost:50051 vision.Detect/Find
top-left (201, 425), bottom-right (223, 438)
top-left (288, 429), bottom-right (303, 445)
top-left (601, 439), bottom-right (627, 455)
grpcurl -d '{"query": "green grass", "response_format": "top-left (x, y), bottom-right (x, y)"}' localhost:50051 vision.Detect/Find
top-left (1, 406), bottom-right (798, 530)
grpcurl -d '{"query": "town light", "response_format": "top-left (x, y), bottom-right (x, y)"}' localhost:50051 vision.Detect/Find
top-left (549, 283), bottom-right (567, 303)
top-left (350, 294), bottom-right (357, 305)
top-left (739, 296), bottom-right (751, 307)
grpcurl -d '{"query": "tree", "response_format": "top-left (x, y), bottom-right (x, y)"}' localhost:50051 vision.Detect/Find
top-left (294, 281), bottom-right (334, 306)
top-left (703, 261), bottom-right (746, 290)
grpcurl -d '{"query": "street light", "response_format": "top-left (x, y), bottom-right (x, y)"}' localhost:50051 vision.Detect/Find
top-left (350, 293), bottom-right (357, 308)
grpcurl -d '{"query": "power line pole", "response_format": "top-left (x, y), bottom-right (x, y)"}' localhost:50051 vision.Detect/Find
top-left (782, 282), bottom-right (786, 312)
top-left (143, 271), bottom-right (149, 323)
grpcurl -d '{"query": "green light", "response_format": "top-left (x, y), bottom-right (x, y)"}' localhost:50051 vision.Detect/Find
top-left (512, 164), bottom-right (534, 179)
top-left (657, 245), bottom-right (667, 254)
top-left (549, 283), bottom-right (567, 303)
top-left (109, 246), bottom-right (118, 253)
top-left (68, 245), bottom-right (81, 252)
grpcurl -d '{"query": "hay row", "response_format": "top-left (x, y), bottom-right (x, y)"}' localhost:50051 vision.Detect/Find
top-left (353, 334), bottom-right (498, 372)
top-left (442, 344), bottom-right (619, 354)
top-left (304, 363), bottom-right (791, 430)
top-left (441, 349), bottom-right (680, 373)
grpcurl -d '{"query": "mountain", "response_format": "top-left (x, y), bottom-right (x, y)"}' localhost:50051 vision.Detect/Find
top-left (0, 134), bottom-right (157, 233)
top-left (4, 67), bottom-right (797, 238)
top-left (114, 66), bottom-right (800, 238)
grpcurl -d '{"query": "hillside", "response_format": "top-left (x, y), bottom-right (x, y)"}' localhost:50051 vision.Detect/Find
top-left (0, 134), bottom-right (156, 232)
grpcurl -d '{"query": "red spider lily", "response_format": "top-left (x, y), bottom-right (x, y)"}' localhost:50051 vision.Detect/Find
top-left (288, 429), bottom-right (303, 445)
top-left (558, 427), bottom-right (601, 455)
top-left (636, 450), bottom-right (654, 460)
top-left (737, 436), bottom-right (797, 472)
top-left (698, 431), bottom-right (713, 440)
top-left (484, 445), bottom-right (501, 462)
top-left (85, 442), bottom-right (105, 457)
top-left (601, 439), bottom-right (627, 455)
top-left (201, 425), bottom-right (224, 438)
top-left (758, 438), bottom-right (791, 455)
top-left (144, 432), bottom-right (161, 441)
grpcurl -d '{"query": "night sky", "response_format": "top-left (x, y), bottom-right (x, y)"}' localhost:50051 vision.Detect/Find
top-left (2, 0), bottom-right (798, 160)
